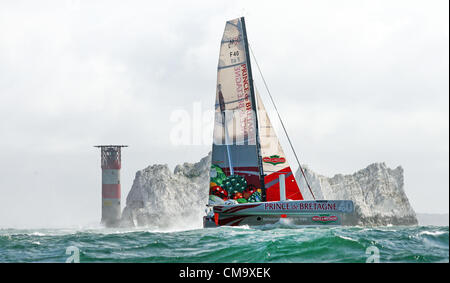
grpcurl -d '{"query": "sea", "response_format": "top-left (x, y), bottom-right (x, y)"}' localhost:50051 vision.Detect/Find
top-left (0, 224), bottom-right (448, 263)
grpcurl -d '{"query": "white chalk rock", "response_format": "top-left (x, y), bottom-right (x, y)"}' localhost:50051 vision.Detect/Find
top-left (120, 153), bottom-right (210, 229)
top-left (121, 153), bottom-right (417, 228)
top-left (296, 163), bottom-right (418, 225)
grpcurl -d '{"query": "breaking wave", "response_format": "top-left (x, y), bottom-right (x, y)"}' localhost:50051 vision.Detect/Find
top-left (0, 225), bottom-right (447, 263)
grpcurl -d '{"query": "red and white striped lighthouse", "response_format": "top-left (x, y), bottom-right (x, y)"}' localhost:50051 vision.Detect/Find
top-left (94, 145), bottom-right (127, 227)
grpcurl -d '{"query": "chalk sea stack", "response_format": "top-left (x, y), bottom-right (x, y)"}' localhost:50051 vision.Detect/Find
top-left (121, 153), bottom-right (418, 228)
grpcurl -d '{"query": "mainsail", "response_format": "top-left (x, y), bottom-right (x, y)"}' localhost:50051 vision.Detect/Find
top-left (209, 17), bottom-right (303, 204)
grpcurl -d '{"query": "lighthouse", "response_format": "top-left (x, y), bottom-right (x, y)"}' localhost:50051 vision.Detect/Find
top-left (94, 145), bottom-right (127, 227)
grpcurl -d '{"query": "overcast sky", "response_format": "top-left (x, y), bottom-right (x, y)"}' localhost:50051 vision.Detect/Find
top-left (0, 0), bottom-right (448, 228)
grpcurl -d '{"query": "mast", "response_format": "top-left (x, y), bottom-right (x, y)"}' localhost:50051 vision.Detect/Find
top-left (241, 17), bottom-right (266, 200)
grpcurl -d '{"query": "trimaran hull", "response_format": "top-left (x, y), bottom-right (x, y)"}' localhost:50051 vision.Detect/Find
top-left (204, 200), bottom-right (354, 227)
top-left (204, 17), bottom-right (355, 228)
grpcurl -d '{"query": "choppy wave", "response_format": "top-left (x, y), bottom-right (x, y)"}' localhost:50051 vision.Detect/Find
top-left (0, 225), bottom-right (448, 263)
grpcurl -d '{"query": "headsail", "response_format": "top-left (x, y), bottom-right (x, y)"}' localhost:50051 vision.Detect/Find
top-left (255, 90), bottom-right (304, 201)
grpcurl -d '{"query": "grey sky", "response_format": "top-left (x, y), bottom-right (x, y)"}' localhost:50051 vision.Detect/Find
top-left (0, 0), bottom-right (448, 228)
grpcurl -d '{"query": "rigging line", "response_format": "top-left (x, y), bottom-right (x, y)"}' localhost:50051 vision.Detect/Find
top-left (249, 44), bottom-right (316, 200)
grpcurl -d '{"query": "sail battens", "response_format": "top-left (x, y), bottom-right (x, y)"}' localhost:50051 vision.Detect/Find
top-left (205, 18), bottom-right (354, 228)
top-left (209, 17), bottom-right (303, 205)
top-left (214, 97), bottom-right (248, 108)
top-left (256, 89), bottom-right (304, 201)
top-left (217, 62), bottom-right (246, 70)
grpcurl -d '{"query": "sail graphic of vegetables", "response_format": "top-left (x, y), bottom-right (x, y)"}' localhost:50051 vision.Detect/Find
top-left (209, 164), bottom-right (261, 203)
top-left (210, 185), bottom-right (228, 200)
top-left (247, 191), bottom-right (262, 203)
top-left (222, 175), bottom-right (247, 198)
top-left (210, 164), bottom-right (227, 186)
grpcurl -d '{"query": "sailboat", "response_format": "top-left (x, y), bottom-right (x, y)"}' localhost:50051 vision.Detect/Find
top-left (203, 17), bottom-right (354, 227)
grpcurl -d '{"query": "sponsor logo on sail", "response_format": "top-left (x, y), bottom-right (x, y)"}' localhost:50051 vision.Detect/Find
top-left (263, 155), bottom-right (286, 165)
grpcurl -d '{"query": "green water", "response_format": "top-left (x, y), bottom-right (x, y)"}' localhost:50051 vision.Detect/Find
top-left (0, 225), bottom-right (448, 263)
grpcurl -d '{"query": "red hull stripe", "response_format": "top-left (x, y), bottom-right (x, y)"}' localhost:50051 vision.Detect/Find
top-left (222, 204), bottom-right (261, 214)
top-left (218, 215), bottom-right (248, 226)
top-left (214, 204), bottom-right (260, 214)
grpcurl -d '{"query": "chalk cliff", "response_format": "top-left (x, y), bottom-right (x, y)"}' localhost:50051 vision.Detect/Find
top-left (121, 153), bottom-right (417, 228)
top-left (296, 163), bottom-right (418, 226)
top-left (120, 154), bottom-right (210, 229)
